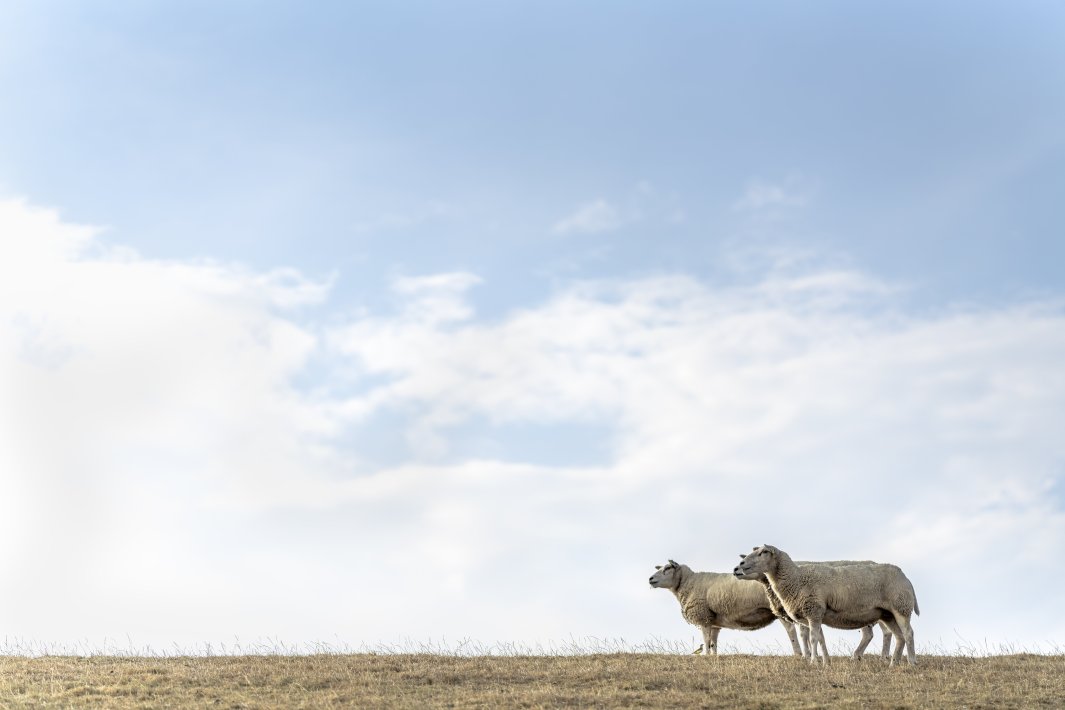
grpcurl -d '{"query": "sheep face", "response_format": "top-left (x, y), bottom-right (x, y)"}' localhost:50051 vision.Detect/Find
top-left (649, 560), bottom-right (682, 589)
top-left (733, 545), bottom-right (776, 580)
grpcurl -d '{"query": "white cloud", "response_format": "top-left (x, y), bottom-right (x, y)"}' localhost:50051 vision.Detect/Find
top-left (391, 272), bottom-right (481, 325)
top-left (0, 198), bottom-right (346, 643)
top-left (3, 197), bottom-right (1065, 652)
top-left (734, 177), bottom-right (815, 211)
top-left (551, 199), bottom-right (624, 235)
top-left (551, 183), bottom-right (686, 237)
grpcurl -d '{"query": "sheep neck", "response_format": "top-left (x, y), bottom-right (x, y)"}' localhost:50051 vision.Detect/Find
top-left (669, 566), bottom-right (711, 628)
top-left (757, 577), bottom-right (788, 619)
top-left (670, 566), bottom-right (693, 602)
top-left (764, 552), bottom-right (802, 613)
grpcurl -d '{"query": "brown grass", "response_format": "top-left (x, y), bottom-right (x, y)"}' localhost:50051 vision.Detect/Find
top-left (0, 653), bottom-right (1063, 708)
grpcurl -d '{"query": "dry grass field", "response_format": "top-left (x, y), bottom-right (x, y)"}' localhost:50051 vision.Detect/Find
top-left (1, 652), bottom-right (1064, 709)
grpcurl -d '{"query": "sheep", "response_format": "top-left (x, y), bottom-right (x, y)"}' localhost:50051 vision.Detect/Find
top-left (754, 565), bottom-right (889, 660)
top-left (649, 559), bottom-right (804, 656)
top-left (756, 562), bottom-right (893, 661)
top-left (739, 555), bottom-right (897, 661)
top-left (734, 545), bottom-right (920, 666)
top-left (738, 547), bottom-right (919, 667)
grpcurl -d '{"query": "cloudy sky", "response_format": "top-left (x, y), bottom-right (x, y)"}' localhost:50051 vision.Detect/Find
top-left (2, 2), bottom-right (1064, 654)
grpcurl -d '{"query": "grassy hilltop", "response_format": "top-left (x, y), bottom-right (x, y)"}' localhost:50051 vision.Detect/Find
top-left (1, 653), bottom-right (1064, 709)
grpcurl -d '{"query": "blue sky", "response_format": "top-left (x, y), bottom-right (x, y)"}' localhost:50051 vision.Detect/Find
top-left (4, 2), bottom-right (1063, 306)
top-left (2, 3), bottom-right (1065, 653)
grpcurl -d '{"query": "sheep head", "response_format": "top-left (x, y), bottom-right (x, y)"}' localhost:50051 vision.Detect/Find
top-left (733, 545), bottom-right (779, 579)
top-left (648, 559), bottom-right (682, 590)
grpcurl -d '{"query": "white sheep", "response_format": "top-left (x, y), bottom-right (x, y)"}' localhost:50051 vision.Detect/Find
top-left (734, 545), bottom-right (920, 666)
top-left (740, 555), bottom-right (897, 661)
top-left (649, 559), bottom-right (804, 656)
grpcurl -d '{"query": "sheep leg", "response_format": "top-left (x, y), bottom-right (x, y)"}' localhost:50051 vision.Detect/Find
top-left (889, 613), bottom-right (916, 667)
top-left (878, 619), bottom-right (895, 659)
top-left (699, 626), bottom-right (719, 656)
top-left (880, 617), bottom-right (904, 659)
top-left (708, 627), bottom-right (721, 655)
top-left (852, 625), bottom-right (875, 660)
top-left (780, 619), bottom-right (803, 657)
top-left (808, 619), bottom-right (830, 665)
top-left (805, 622), bottom-right (818, 664)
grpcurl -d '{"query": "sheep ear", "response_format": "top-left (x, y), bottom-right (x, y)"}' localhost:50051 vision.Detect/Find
top-left (655, 565), bottom-right (662, 570)
top-left (668, 559), bottom-right (678, 567)
top-left (738, 554), bottom-right (746, 559)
